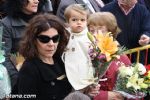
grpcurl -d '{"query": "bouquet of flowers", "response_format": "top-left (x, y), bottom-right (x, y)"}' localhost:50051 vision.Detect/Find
top-left (144, 64), bottom-right (150, 96)
top-left (144, 64), bottom-right (150, 86)
top-left (88, 32), bottom-right (125, 82)
top-left (0, 26), bottom-right (11, 99)
top-left (114, 62), bottom-right (150, 99)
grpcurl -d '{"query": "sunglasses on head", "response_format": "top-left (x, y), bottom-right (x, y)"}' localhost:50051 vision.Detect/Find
top-left (36, 34), bottom-right (60, 43)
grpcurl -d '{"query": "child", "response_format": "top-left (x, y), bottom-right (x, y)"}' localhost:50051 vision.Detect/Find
top-left (88, 12), bottom-right (131, 100)
top-left (62, 4), bottom-right (96, 91)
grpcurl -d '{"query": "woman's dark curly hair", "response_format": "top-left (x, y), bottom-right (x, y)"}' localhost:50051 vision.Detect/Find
top-left (19, 13), bottom-right (70, 59)
top-left (5, 0), bottom-right (48, 18)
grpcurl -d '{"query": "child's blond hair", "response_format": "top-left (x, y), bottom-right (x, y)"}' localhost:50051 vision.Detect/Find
top-left (64, 4), bottom-right (90, 22)
top-left (88, 12), bottom-right (121, 38)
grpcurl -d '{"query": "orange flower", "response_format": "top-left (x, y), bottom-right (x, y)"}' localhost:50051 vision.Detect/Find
top-left (95, 33), bottom-right (118, 61)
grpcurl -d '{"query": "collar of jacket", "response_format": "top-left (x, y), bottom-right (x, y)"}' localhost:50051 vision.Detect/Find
top-left (66, 27), bottom-right (88, 36)
top-left (11, 17), bottom-right (27, 27)
top-left (32, 57), bottom-right (65, 81)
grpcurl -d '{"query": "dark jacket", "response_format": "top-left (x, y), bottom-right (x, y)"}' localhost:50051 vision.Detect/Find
top-left (144, 0), bottom-right (150, 12)
top-left (17, 57), bottom-right (72, 100)
top-left (1, 16), bottom-right (27, 89)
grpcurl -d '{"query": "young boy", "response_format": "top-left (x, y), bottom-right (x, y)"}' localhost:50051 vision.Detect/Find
top-left (62, 4), bottom-right (96, 91)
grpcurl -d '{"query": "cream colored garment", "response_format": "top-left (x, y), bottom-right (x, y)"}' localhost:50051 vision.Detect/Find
top-left (62, 28), bottom-right (95, 90)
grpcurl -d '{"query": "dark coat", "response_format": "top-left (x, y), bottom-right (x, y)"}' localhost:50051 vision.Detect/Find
top-left (1, 16), bottom-right (26, 89)
top-left (144, 0), bottom-right (150, 12)
top-left (17, 57), bottom-right (72, 100)
top-left (102, 0), bottom-right (114, 4)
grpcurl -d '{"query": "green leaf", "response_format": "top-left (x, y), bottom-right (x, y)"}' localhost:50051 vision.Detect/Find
top-left (87, 32), bottom-right (95, 42)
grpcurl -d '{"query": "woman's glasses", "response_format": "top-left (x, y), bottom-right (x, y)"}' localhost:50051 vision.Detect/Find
top-left (36, 34), bottom-right (60, 43)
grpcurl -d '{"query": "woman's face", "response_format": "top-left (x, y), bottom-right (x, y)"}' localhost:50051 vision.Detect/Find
top-left (88, 25), bottom-right (108, 34)
top-left (23, 0), bottom-right (39, 14)
top-left (36, 28), bottom-right (60, 59)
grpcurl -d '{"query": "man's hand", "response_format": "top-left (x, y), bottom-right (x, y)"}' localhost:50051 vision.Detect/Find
top-left (139, 34), bottom-right (150, 46)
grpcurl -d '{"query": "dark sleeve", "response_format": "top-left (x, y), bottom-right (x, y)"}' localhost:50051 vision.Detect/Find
top-left (56, 0), bottom-right (75, 22)
top-left (56, 0), bottom-right (68, 22)
top-left (17, 60), bottom-right (38, 94)
top-left (140, 5), bottom-right (150, 37)
top-left (1, 19), bottom-right (18, 88)
top-left (101, 2), bottom-right (115, 12)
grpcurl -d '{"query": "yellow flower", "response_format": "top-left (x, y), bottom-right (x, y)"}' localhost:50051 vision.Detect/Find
top-left (126, 73), bottom-right (140, 90)
top-left (148, 71), bottom-right (150, 78)
top-left (127, 73), bottom-right (148, 90)
top-left (139, 82), bottom-right (148, 89)
top-left (95, 32), bottom-right (118, 61)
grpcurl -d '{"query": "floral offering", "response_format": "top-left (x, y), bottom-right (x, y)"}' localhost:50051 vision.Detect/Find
top-left (88, 32), bottom-right (125, 81)
top-left (114, 63), bottom-right (150, 99)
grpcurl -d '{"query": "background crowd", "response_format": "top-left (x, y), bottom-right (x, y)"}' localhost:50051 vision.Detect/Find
top-left (0, 0), bottom-right (150, 100)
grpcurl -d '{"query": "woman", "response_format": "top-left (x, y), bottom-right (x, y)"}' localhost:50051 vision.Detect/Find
top-left (88, 12), bottom-right (131, 100)
top-left (17, 14), bottom-right (72, 100)
top-left (1, 0), bottom-right (49, 92)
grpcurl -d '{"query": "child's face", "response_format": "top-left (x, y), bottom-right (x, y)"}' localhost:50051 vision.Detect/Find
top-left (88, 25), bottom-right (108, 34)
top-left (68, 10), bottom-right (87, 33)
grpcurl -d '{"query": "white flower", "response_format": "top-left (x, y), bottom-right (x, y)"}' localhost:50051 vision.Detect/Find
top-left (136, 63), bottom-right (146, 75)
top-left (118, 65), bottom-right (133, 77)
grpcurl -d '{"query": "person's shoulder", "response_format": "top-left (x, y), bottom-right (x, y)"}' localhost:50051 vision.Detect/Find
top-left (135, 3), bottom-right (149, 10)
top-left (58, 0), bottom-right (75, 7)
top-left (20, 59), bottom-right (38, 73)
top-left (134, 3), bottom-right (150, 15)
top-left (101, 1), bottom-right (117, 11)
top-left (18, 58), bottom-right (40, 81)
top-left (1, 16), bottom-right (12, 26)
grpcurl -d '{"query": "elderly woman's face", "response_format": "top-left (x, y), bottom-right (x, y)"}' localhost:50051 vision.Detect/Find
top-left (88, 25), bottom-right (108, 35)
top-left (23, 0), bottom-right (39, 14)
top-left (118, 0), bottom-right (137, 7)
top-left (36, 28), bottom-right (60, 59)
